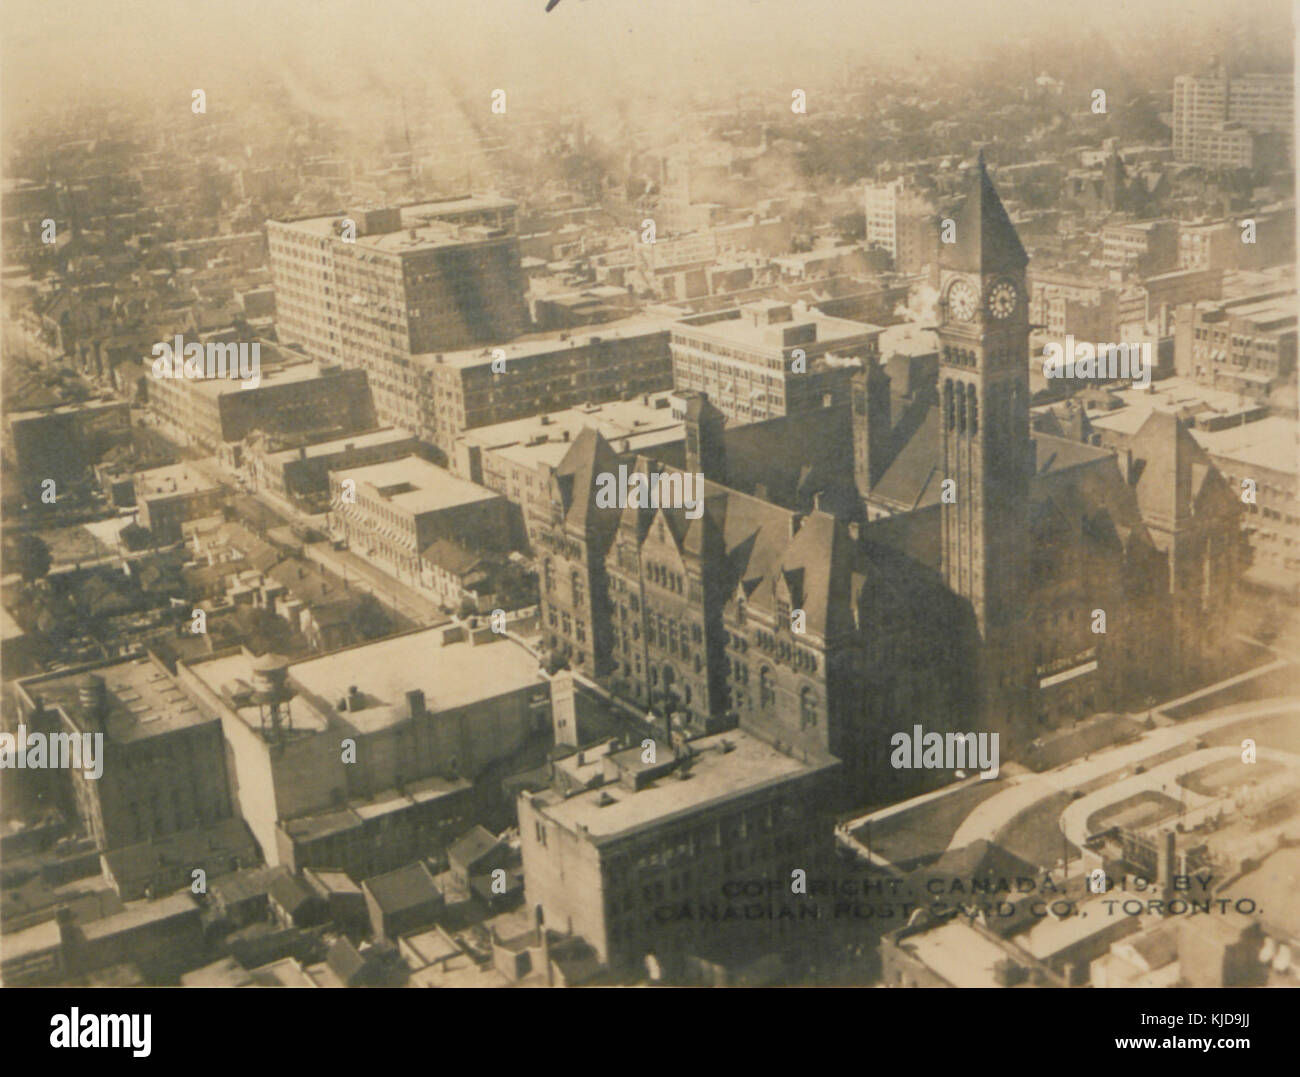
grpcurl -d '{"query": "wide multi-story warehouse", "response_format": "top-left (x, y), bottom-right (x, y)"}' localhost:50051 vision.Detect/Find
top-left (450, 391), bottom-right (684, 548)
top-left (1174, 288), bottom-right (1297, 404)
top-left (423, 318), bottom-right (672, 453)
top-left (177, 628), bottom-right (551, 878)
top-left (670, 301), bottom-right (882, 425)
top-left (328, 454), bottom-right (513, 584)
top-left (1190, 417), bottom-right (1300, 595)
top-left (518, 729), bottom-right (839, 978)
top-left (146, 356), bottom-right (376, 451)
top-left (4, 398), bottom-right (131, 501)
top-left (267, 197), bottom-right (527, 442)
top-left (242, 426), bottom-right (420, 507)
top-left (11, 658), bottom-right (233, 853)
top-left (1100, 220), bottom-right (1179, 277)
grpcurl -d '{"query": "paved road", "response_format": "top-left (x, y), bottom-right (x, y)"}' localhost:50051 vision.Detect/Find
top-left (947, 697), bottom-right (1299, 851)
top-left (1057, 744), bottom-right (1300, 847)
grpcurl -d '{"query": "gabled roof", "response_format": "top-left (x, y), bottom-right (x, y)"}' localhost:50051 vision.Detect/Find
top-left (871, 406), bottom-right (943, 511)
top-left (363, 861), bottom-right (440, 915)
top-left (1127, 410), bottom-right (1219, 524)
top-left (941, 154), bottom-right (1029, 274)
top-left (448, 825), bottom-right (501, 870)
top-left (554, 426), bottom-right (620, 541)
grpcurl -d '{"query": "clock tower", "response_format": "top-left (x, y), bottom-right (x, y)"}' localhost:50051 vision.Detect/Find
top-left (936, 154), bottom-right (1035, 726)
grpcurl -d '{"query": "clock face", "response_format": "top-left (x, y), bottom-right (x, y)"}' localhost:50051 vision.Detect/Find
top-left (988, 279), bottom-right (1018, 319)
top-left (946, 279), bottom-right (977, 322)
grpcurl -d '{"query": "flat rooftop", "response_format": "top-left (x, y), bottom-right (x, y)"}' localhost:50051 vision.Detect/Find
top-left (262, 426), bottom-right (415, 464)
top-left (459, 393), bottom-right (683, 470)
top-left (178, 359), bottom-right (354, 401)
top-left (676, 305), bottom-right (882, 352)
top-left (189, 626), bottom-right (544, 737)
top-left (534, 730), bottom-right (827, 842)
top-left (880, 322), bottom-right (939, 359)
top-left (1192, 416), bottom-right (1299, 476)
top-left (901, 920), bottom-right (1012, 988)
top-left (135, 463), bottom-right (222, 498)
top-left (8, 397), bottom-right (128, 422)
top-left (417, 315), bottom-right (669, 371)
top-left (333, 455), bottom-right (500, 515)
top-left (1087, 376), bottom-right (1267, 434)
top-left (23, 656), bottom-right (212, 743)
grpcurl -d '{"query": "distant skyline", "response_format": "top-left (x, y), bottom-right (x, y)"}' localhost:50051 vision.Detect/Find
top-left (3, 0), bottom-right (1292, 137)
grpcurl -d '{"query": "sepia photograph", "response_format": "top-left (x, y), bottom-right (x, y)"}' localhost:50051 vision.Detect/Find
top-left (0, 0), bottom-right (1296, 1020)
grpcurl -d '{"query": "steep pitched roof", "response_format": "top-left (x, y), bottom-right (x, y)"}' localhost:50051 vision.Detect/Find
top-left (554, 426), bottom-right (620, 539)
top-left (1127, 410), bottom-right (1216, 525)
top-left (941, 154), bottom-right (1029, 274)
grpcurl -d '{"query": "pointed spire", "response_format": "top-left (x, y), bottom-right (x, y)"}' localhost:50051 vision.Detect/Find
top-left (941, 150), bottom-right (1028, 274)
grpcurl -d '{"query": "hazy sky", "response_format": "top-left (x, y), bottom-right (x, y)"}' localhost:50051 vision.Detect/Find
top-left (2, 0), bottom-right (1292, 126)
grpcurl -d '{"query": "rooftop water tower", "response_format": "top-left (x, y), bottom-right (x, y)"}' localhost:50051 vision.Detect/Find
top-left (251, 654), bottom-right (295, 743)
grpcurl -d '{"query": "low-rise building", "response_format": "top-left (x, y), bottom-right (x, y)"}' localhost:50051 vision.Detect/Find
top-left (134, 463), bottom-right (225, 543)
top-left (4, 398), bottom-right (131, 501)
top-left (243, 426), bottom-right (419, 508)
top-left (176, 626), bottom-right (551, 879)
top-left (329, 455), bottom-right (513, 585)
top-left (519, 729), bottom-right (839, 978)
top-left (11, 658), bottom-right (233, 855)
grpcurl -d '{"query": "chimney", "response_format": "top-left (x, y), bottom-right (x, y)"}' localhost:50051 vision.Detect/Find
top-left (536, 905), bottom-right (553, 987)
top-left (406, 689), bottom-right (426, 719)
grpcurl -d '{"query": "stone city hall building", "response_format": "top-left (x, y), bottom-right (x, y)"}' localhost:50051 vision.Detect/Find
top-left (531, 157), bottom-right (1245, 793)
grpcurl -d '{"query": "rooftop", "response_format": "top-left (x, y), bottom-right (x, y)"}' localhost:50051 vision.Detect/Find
top-left (417, 315), bottom-right (669, 371)
top-left (1191, 416), bottom-right (1298, 476)
top-left (188, 625), bottom-right (544, 737)
top-left (534, 730), bottom-right (829, 842)
top-left (676, 304), bottom-right (882, 353)
top-left (457, 392), bottom-right (683, 470)
top-left (333, 455), bottom-right (500, 516)
top-left (902, 919), bottom-right (1014, 988)
top-left (260, 426), bottom-right (415, 464)
top-left (22, 656), bottom-right (212, 743)
top-left (134, 463), bottom-right (222, 499)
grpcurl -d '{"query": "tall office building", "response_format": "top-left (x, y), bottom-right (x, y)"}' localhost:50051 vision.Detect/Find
top-left (864, 179), bottom-right (939, 275)
top-left (268, 197), bottom-right (528, 444)
top-left (1173, 70), bottom-right (1294, 166)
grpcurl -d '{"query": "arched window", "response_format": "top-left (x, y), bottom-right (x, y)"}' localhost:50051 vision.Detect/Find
top-left (760, 667), bottom-right (775, 709)
top-left (800, 687), bottom-right (818, 728)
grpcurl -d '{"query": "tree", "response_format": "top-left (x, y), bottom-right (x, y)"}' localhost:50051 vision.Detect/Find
top-left (12, 533), bottom-right (51, 582)
top-left (352, 592), bottom-right (393, 640)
